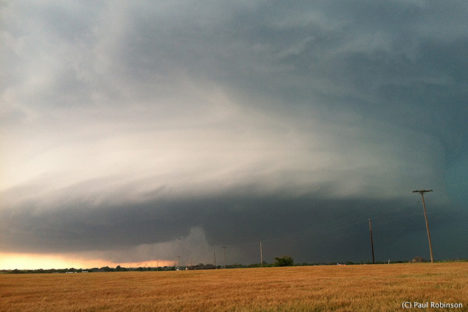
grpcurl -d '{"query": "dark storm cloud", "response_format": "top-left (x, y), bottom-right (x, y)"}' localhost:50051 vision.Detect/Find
top-left (1, 189), bottom-right (466, 263)
top-left (109, 0), bottom-right (468, 168)
top-left (1, 0), bottom-right (467, 263)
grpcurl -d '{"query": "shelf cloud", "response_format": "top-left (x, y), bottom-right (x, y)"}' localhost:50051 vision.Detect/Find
top-left (1, 0), bottom-right (467, 265)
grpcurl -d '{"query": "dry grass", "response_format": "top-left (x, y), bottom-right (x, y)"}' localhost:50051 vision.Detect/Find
top-left (1, 263), bottom-right (467, 311)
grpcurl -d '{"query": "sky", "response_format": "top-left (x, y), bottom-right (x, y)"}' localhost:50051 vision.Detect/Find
top-left (1, 0), bottom-right (467, 269)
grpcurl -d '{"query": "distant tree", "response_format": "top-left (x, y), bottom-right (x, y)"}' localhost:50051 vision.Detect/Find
top-left (274, 256), bottom-right (294, 267)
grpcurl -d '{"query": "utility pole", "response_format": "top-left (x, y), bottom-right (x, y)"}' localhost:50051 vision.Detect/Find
top-left (222, 246), bottom-right (227, 268)
top-left (368, 218), bottom-right (375, 264)
top-left (213, 248), bottom-right (217, 268)
top-left (413, 189), bottom-right (434, 263)
top-left (259, 241), bottom-right (264, 267)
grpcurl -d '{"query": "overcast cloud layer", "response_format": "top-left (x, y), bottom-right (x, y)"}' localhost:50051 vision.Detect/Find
top-left (1, 0), bottom-right (467, 265)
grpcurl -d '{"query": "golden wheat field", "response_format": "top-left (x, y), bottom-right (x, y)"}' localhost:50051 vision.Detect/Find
top-left (0, 263), bottom-right (467, 312)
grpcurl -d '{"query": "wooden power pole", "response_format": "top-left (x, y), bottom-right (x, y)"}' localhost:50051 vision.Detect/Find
top-left (413, 189), bottom-right (434, 263)
top-left (259, 241), bottom-right (263, 267)
top-left (368, 218), bottom-right (375, 264)
top-left (222, 246), bottom-right (227, 268)
top-left (213, 248), bottom-right (217, 268)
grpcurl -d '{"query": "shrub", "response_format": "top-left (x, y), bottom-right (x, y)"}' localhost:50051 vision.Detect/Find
top-left (274, 256), bottom-right (294, 267)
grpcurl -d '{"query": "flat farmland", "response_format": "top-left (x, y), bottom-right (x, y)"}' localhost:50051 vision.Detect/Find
top-left (1, 263), bottom-right (467, 312)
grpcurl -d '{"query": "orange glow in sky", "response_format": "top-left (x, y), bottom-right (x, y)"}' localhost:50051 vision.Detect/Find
top-left (0, 253), bottom-right (174, 270)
